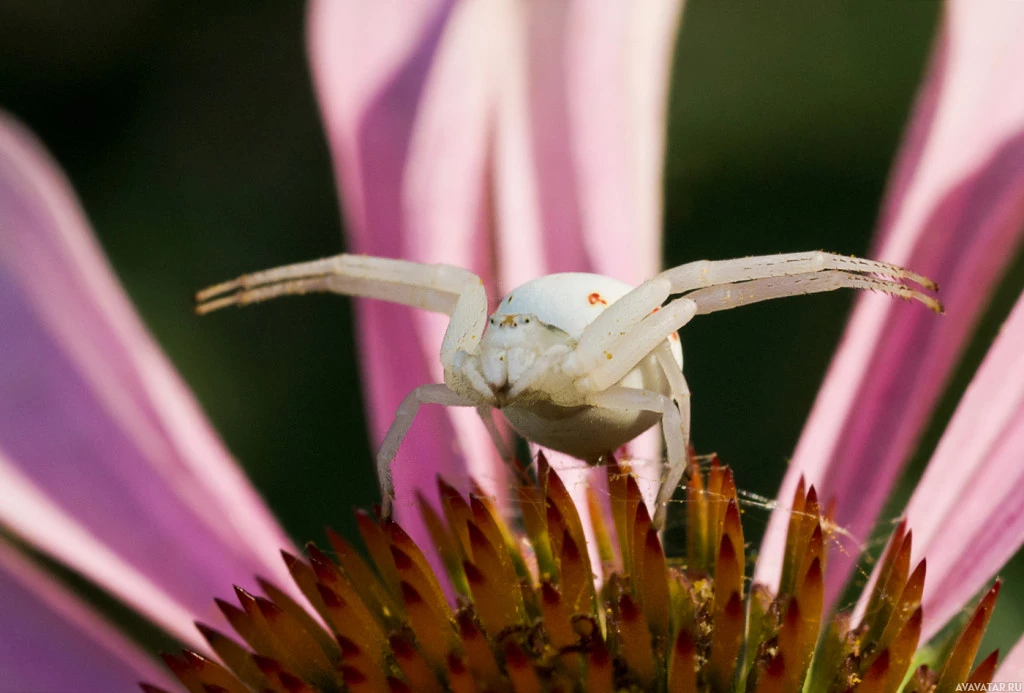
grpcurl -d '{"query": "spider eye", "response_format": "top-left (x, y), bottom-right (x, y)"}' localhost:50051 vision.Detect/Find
top-left (489, 318), bottom-right (495, 325)
top-left (524, 318), bottom-right (530, 323)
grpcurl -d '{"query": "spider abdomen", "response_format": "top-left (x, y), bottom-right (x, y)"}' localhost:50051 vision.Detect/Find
top-left (503, 399), bottom-right (661, 461)
top-left (502, 350), bottom-right (671, 458)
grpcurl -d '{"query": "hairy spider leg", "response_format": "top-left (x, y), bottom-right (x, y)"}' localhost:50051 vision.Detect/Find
top-left (569, 251), bottom-right (939, 376)
top-left (681, 270), bottom-right (942, 316)
top-left (659, 251), bottom-right (937, 294)
top-left (195, 253), bottom-right (489, 363)
top-left (580, 269), bottom-right (939, 396)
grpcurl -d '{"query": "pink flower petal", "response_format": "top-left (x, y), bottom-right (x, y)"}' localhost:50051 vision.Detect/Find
top-left (400, 0), bottom-right (591, 559)
top-left (756, 0), bottom-right (1024, 606)
top-left (892, 292), bottom-right (1024, 639)
top-left (557, 0), bottom-right (684, 507)
top-left (309, 0), bottom-right (684, 541)
top-left (0, 113), bottom-right (298, 647)
top-left (0, 538), bottom-right (175, 692)
top-left (402, 0), bottom-right (511, 506)
top-left (402, 0), bottom-right (686, 501)
top-left (307, 0), bottom-right (491, 539)
top-left (996, 635), bottom-right (1024, 682)
top-left (306, 0), bottom-right (453, 247)
top-left (562, 0), bottom-right (683, 287)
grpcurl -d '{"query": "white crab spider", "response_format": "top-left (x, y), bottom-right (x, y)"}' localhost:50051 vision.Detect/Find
top-left (196, 251), bottom-right (940, 529)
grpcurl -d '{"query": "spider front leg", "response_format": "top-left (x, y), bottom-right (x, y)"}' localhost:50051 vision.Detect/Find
top-left (576, 266), bottom-right (940, 393)
top-left (679, 269), bottom-right (942, 316)
top-left (195, 253), bottom-right (490, 360)
top-left (575, 298), bottom-right (698, 393)
top-left (568, 251), bottom-right (938, 375)
top-left (587, 385), bottom-right (686, 530)
top-left (659, 251), bottom-right (937, 295)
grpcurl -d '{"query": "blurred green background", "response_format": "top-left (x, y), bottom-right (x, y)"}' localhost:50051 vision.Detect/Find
top-left (2, 0), bottom-right (1020, 657)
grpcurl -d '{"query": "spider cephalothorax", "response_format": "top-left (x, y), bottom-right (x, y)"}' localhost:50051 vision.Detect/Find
top-left (196, 251), bottom-right (940, 528)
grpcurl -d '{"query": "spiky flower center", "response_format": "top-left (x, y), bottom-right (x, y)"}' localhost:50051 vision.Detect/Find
top-left (148, 455), bottom-right (1001, 693)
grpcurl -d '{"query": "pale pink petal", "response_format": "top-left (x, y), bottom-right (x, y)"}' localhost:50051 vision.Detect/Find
top-left (562, 0), bottom-right (684, 286)
top-left (306, 0), bottom-right (454, 246)
top-left (0, 113), bottom-right (297, 648)
top-left (558, 0), bottom-right (685, 508)
top-left (521, 0), bottom-right (586, 269)
top-left (491, 0), bottom-right (547, 292)
top-left (484, 0), bottom-right (607, 553)
top-left (404, 0), bottom-right (686, 529)
top-left (889, 292), bottom-right (1024, 639)
top-left (402, 0), bottom-right (509, 506)
top-left (492, 0), bottom-right (683, 558)
top-left (0, 456), bottom-right (197, 646)
top-left (756, 0), bottom-right (1024, 605)
top-left (310, 1), bottom-right (683, 551)
top-left (996, 635), bottom-right (1024, 682)
top-left (0, 538), bottom-right (176, 692)
top-left (307, 0), bottom-right (494, 542)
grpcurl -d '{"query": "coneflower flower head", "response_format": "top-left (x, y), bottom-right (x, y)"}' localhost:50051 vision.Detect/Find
top-left (147, 455), bottom-right (1000, 693)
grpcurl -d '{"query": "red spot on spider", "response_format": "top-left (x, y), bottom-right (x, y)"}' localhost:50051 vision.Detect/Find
top-left (588, 292), bottom-right (607, 306)
top-left (670, 332), bottom-right (680, 341)
top-left (650, 306), bottom-right (661, 314)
